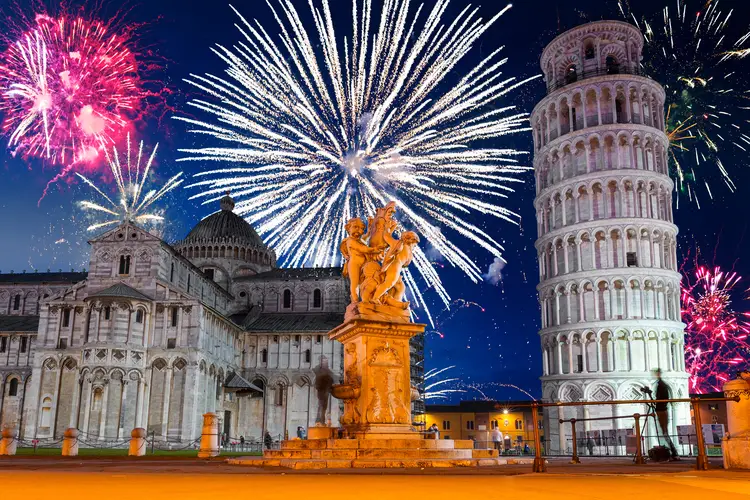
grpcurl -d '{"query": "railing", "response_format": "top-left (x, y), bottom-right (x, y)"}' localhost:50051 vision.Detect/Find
top-left (525, 396), bottom-right (740, 472)
top-left (547, 66), bottom-right (646, 94)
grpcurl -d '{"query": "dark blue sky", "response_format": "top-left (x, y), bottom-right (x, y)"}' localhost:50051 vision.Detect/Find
top-left (0, 0), bottom-right (748, 402)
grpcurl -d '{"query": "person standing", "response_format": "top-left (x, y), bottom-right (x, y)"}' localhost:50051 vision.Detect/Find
top-left (653, 368), bottom-right (679, 460)
top-left (491, 427), bottom-right (503, 452)
top-left (429, 423), bottom-right (440, 439)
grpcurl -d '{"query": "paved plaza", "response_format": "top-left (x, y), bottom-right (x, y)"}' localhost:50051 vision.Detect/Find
top-left (1, 457), bottom-right (749, 500)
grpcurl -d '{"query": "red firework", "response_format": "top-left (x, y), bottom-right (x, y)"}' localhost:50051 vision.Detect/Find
top-left (682, 266), bottom-right (750, 393)
top-left (0, 10), bottom-right (151, 187)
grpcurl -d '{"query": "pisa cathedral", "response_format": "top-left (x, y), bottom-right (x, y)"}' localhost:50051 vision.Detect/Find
top-left (532, 21), bottom-right (690, 453)
top-left (0, 193), bottom-right (347, 443)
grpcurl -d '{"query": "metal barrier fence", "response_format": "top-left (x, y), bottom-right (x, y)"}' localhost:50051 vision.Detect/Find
top-left (524, 396), bottom-right (739, 472)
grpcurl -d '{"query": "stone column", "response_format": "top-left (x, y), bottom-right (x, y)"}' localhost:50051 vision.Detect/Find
top-left (98, 381), bottom-right (110, 440)
top-left (0, 428), bottom-right (17, 455)
top-left (61, 428), bottom-right (79, 456)
top-left (129, 428), bottom-right (147, 457)
top-left (198, 413), bottom-right (220, 458)
top-left (161, 368), bottom-right (173, 439)
top-left (722, 376), bottom-right (750, 469)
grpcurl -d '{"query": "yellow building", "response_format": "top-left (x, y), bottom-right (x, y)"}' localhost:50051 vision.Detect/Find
top-left (423, 401), bottom-right (541, 450)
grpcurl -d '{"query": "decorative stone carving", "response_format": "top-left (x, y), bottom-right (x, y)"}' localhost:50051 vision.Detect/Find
top-left (340, 202), bottom-right (420, 324)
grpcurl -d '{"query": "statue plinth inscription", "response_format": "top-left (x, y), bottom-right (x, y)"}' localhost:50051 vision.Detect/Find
top-left (333, 201), bottom-right (425, 438)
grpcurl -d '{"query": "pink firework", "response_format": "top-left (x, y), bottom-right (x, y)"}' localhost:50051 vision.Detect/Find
top-left (682, 266), bottom-right (750, 393)
top-left (0, 12), bottom-right (144, 181)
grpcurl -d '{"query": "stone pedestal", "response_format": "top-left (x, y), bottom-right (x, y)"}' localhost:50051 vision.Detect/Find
top-left (307, 426), bottom-right (335, 440)
top-left (330, 318), bottom-right (424, 439)
top-left (0, 428), bottom-right (17, 456)
top-left (129, 428), bottom-right (147, 457)
top-left (723, 377), bottom-right (750, 470)
top-left (61, 428), bottom-right (79, 457)
top-left (234, 317), bottom-right (522, 469)
top-left (198, 412), bottom-right (220, 458)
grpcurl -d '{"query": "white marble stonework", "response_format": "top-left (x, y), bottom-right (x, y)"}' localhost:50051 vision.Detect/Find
top-left (0, 194), bottom-right (347, 444)
top-left (531, 21), bottom-right (690, 454)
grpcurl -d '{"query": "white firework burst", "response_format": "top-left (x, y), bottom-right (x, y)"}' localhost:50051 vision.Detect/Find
top-left (424, 365), bottom-right (464, 400)
top-left (77, 134), bottom-right (184, 232)
top-left (176, 0), bottom-right (537, 321)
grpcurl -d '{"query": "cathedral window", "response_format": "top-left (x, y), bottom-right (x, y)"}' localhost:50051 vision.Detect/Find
top-left (274, 385), bottom-right (284, 406)
top-left (135, 310), bottom-right (144, 324)
top-left (8, 378), bottom-right (19, 396)
top-left (315, 335), bottom-right (322, 344)
top-left (40, 397), bottom-right (53, 428)
top-left (171, 308), bottom-right (178, 327)
top-left (273, 335), bottom-right (278, 343)
top-left (0, 336), bottom-right (6, 352)
top-left (167, 338), bottom-right (176, 349)
top-left (584, 42), bottom-right (595, 59)
top-left (304, 349), bottom-right (311, 363)
top-left (20, 336), bottom-right (27, 353)
top-left (282, 289), bottom-right (292, 309)
top-left (466, 420), bottom-right (475, 430)
top-left (62, 309), bottom-right (71, 327)
top-left (261, 348), bottom-right (268, 363)
top-left (13, 294), bottom-right (20, 310)
top-left (118, 255), bottom-right (131, 275)
top-left (442, 420), bottom-right (451, 430)
top-left (294, 335), bottom-right (300, 343)
top-left (565, 65), bottom-right (577, 84)
top-left (606, 55), bottom-right (619, 74)
top-left (515, 419), bottom-right (523, 430)
top-left (204, 268), bottom-right (215, 281)
top-left (627, 252), bottom-right (638, 267)
top-left (491, 420), bottom-right (498, 429)
top-left (313, 289), bottom-right (322, 308)
top-left (187, 275), bottom-right (191, 292)
top-left (104, 307), bottom-right (111, 320)
top-left (57, 338), bottom-right (67, 349)
top-left (170, 263), bottom-right (175, 282)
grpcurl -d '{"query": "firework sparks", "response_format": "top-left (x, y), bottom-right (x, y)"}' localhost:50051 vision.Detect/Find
top-left (424, 365), bottom-right (464, 401)
top-left (619, 0), bottom-right (750, 206)
top-left (682, 265), bottom-right (750, 393)
top-left (0, 9), bottom-right (158, 194)
top-left (77, 134), bottom-right (183, 232)
top-left (176, 0), bottom-right (538, 320)
top-left (461, 382), bottom-right (536, 401)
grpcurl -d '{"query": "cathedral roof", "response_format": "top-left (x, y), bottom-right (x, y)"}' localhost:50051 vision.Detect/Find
top-left (0, 315), bottom-right (39, 332)
top-left (237, 267), bottom-right (342, 281)
top-left (224, 372), bottom-right (264, 393)
top-left (0, 271), bottom-right (87, 284)
top-left (183, 193), bottom-right (266, 247)
top-left (88, 283), bottom-right (153, 302)
top-left (238, 312), bottom-right (343, 333)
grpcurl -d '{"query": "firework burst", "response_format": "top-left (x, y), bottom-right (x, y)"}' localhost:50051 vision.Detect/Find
top-left (424, 366), bottom-right (464, 401)
top-left (682, 265), bottom-right (750, 393)
top-left (0, 7), bottom-right (160, 194)
top-left (619, 0), bottom-right (750, 206)
top-left (176, 0), bottom-right (538, 320)
top-left (77, 134), bottom-right (183, 232)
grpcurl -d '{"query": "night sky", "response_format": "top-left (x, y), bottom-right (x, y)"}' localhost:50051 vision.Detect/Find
top-left (0, 0), bottom-right (748, 402)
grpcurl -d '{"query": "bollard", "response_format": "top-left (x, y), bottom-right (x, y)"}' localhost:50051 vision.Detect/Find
top-left (691, 398), bottom-right (709, 471)
top-left (129, 428), bottom-right (147, 457)
top-left (198, 412), bottom-right (220, 458)
top-left (61, 428), bottom-right (79, 457)
top-left (722, 376), bottom-right (750, 469)
top-left (531, 402), bottom-right (546, 472)
top-left (567, 418), bottom-right (580, 464)
top-left (0, 428), bottom-right (17, 456)
top-left (633, 413), bottom-right (645, 465)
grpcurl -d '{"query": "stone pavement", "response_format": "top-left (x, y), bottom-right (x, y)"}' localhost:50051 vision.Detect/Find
top-left (1, 456), bottom-right (749, 500)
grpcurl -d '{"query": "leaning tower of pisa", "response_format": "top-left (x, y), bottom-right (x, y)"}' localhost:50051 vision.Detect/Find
top-left (531, 21), bottom-right (690, 454)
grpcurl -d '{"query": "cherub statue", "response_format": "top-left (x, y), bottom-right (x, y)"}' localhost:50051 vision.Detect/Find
top-left (366, 201), bottom-right (398, 255)
top-left (371, 231), bottom-right (420, 305)
top-left (359, 261), bottom-right (408, 309)
top-left (340, 217), bottom-right (382, 303)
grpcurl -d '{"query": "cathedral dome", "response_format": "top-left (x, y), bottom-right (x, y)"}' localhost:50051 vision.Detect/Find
top-left (184, 193), bottom-right (265, 247)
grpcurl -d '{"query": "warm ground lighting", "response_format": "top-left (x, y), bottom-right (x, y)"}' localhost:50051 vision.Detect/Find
top-left (2, 458), bottom-right (750, 500)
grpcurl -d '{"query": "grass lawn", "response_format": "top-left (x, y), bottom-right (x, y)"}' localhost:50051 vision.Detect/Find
top-left (16, 447), bottom-right (261, 458)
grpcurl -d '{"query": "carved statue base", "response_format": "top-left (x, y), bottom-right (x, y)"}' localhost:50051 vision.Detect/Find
top-left (233, 317), bottom-right (524, 469)
top-left (330, 318), bottom-right (424, 438)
